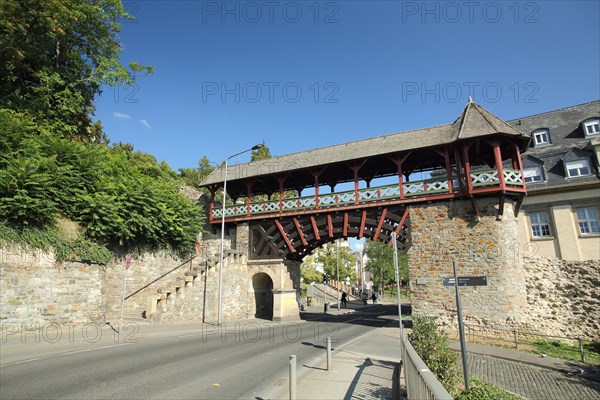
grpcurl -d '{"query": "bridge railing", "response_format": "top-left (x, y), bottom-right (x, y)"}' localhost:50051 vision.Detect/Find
top-left (402, 333), bottom-right (453, 400)
top-left (211, 169), bottom-right (523, 219)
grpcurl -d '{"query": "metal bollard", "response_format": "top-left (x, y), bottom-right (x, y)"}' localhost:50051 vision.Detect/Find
top-left (326, 336), bottom-right (332, 371)
top-left (289, 355), bottom-right (296, 400)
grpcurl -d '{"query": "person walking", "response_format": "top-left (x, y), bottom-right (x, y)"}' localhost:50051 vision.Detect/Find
top-left (341, 291), bottom-right (348, 308)
top-left (371, 291), bottom-right (378, 304)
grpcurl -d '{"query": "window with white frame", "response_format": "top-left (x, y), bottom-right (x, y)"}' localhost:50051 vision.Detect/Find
top-left (576, 207), bottom-right (600, 234)
top-left (523, 166), bottom-right (543, 183)
top-left (532, 129), bottom-right (550, 146)
top-left (529, 211), bottom-right (552, 238)
top-left (565, 159), bottom-right (591, 178)
top-left (583, 119), bottom-right (600, 136)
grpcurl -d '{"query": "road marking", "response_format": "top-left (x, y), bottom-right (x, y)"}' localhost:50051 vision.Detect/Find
top-left (0, 342), bottom-right (135, 368)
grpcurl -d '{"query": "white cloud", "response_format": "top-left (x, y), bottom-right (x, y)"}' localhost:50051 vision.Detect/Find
top-left (139, 119), bottom-right (151, 129)
top-left (113, 112), bottom-right (132, 120)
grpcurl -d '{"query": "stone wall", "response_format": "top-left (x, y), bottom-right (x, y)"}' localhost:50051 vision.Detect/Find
top-left (407, 198), bottom-right (528, 328)
top-left (1, 246), bottom-right (105, 327)
top-left (103, 251), bottom-right (192, 321)
top-left (522, 256), bottom-right (600, 341)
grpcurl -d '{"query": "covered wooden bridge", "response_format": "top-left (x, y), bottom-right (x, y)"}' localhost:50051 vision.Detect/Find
top-left (200, 100), bottom-right (530, 261)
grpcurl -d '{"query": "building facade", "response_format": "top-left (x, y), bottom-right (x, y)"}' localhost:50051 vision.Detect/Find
top-left (507, 101), bottom-right (600, 261)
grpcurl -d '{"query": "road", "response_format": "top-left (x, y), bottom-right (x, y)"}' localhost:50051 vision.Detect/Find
top-left (0, 304), bottom-right (398, 399)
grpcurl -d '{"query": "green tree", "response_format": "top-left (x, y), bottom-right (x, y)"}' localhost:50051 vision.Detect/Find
top-left (251, 142), bottom-right (272, 161)
top-left (300, 255), bottom-right (324, 284)
top-left (179, 156), bottom-right (218, 187)
top-left (315, 241), bottom-right (357, 283)
top-left (364, 240), bottom-right (408, 294)
top-left (0, 0), bottom-right (153, 140)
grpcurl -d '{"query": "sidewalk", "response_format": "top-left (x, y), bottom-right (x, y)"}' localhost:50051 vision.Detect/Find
top-left (269, 326), bottom-right (403, 400)
top-left (265, 299), bottom-right (404, 400)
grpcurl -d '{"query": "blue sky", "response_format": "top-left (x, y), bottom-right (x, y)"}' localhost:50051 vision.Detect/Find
top-left (94, 0), bottom-right (600, 172)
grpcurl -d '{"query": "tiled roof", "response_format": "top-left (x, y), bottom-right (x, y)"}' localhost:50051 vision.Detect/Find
top-left (200, 100), bottom-right (530, 186)
top-left (507, 100), bottom-right (600, 190)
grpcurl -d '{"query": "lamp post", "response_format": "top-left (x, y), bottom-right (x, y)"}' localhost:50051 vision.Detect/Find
top-left (218, 143), bottom-right (264, 326)
top-left (336, 240), bottom-right (340, 310)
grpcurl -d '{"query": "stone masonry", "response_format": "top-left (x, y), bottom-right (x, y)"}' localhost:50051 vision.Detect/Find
top-left (522, 255), bottom-right (600, 341)
top-left (407, 197), bottom-right (529, 329)
top-left (0, 246), bottom-right (105, 328)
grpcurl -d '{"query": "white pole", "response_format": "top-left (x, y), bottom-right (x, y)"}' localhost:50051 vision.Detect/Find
top-left (289, 355), bottom-right (297, 400)
top-left (336, 240), bottom-right (340, 310)
top-left (218, 159), bottom-right (228, 326)
top-left (392, 233), bottom-right (403, 351)
top-left (218, 144), bottom-right (263, 326)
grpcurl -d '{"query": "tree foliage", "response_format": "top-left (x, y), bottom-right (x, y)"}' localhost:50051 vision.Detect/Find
top-left (0, 110), bottom-right (204, 257)
top-left (364, 239), bottom-right (408, 291)
top-left (304, 241), bottom-right (357, 283)
top-left (251, 142), bottom-right (272, 161)
top-left (0, 0), bottom-right (153, 141)
top-left (179, 156), bottom-right (218, 187)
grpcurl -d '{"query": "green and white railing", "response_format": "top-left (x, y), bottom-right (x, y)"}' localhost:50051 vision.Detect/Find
top-left (211, 169), bottom-right (522, 219)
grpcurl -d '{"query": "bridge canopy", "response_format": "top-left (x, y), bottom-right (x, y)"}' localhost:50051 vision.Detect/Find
top-left (200, 101), bottom-right (530, 196)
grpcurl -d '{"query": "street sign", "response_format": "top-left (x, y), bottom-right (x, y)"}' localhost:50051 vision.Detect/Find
top-left (443, 276), bottom-right (487, 287)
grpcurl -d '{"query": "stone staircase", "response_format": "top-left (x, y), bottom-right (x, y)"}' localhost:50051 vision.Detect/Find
top-left (145, 249), bottom-right (244, 324)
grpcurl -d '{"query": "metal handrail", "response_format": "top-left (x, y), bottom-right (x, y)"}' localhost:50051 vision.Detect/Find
top-left (402, 333), bottom-right (453, 400)
top-left (124, 254), bottom-right (197, 301)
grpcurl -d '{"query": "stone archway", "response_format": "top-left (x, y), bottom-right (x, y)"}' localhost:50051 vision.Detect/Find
top-left (252, 272), bottom-right (273, 320)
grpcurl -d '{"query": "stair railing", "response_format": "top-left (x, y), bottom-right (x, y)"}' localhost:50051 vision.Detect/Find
top-left (124, 255), bottom-right (197, 301)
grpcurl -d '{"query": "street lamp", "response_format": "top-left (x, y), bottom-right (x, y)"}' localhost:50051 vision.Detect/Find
top-left (218, 143), bottom-right (264, 326)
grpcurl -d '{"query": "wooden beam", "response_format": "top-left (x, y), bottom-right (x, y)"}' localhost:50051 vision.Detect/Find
top-left (310, 216), bottom-right (321, 241)
top-left (498, 191), bottom-right (506, 219)
top-left (389, 207), bottom-right (410, 247)
top-left (489, 139), bottom-right (506, 190)
top-left (293, 217), bottom-right (308, 246)
top-left (359, 210), bottom-right (367, 238)
top-left (461, 142), bottom-right (474, 193)
top-left (373, 208), bottom-right (388, 241)
top-left (343, 212), bottom-right (348, 237)
top-left (327, 214), bottom-right (334, 238)
top-left (514, 142), bottom-right (527, 191)
top-left (470, 196), bottom-right (480, 221)
top-left (274, 219), bottom-right (296, 253)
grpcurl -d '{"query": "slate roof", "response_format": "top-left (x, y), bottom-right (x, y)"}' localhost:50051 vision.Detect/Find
top-left (200, 100), bottom-right (530, 187)
top-left (506, 100), bottom-right (600, 190)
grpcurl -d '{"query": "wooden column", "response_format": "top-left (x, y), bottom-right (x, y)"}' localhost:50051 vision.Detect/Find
top-left (391, 153), bottom-right (411, 200)
top-left (311, 168), bottom-right (326, 208)
top-left (490, 140), bottom-right (506, 190)
top-left (453, 147), bottom-right (464, 192)
top-left (461, 142), bottom-right (473, 193)
top-left (245, 180), bottom-right (255, 217)
top-left (512, 142), bottom-right (527, 190)
top-left (348, 161), bottom-right (367, 205)
top-left (276, 176), bottom-right (286, 213)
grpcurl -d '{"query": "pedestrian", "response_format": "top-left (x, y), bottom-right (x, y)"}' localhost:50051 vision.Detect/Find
top-left (361, 290), bottom-right (368, 305)
top-left (371, 291), bottom-right (378, 304)
top-left (341, 291), bottom-right (348, 308)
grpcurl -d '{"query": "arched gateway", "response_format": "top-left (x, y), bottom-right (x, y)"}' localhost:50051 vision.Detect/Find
top-left (200, 100), bottom-right (531, 324)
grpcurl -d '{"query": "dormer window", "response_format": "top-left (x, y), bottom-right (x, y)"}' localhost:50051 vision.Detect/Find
top-left (583, 118), bottom-right (600, 137)
top-left (532, 128), bottom-right (550, 147)
top-left (565, 159), bottom-right (591, 178)
top-left (523, 166), bottom-right (543, 183)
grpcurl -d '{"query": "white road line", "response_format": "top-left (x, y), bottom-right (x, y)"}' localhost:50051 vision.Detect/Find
top-left (0, 342), bottom-right (134, 368)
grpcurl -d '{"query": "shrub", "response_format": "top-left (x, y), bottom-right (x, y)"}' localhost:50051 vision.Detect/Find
top-left (408, 315), bottom-right (460, 389)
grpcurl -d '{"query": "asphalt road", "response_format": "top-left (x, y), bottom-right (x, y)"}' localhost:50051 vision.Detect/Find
top-left (0, 304), bottom-right (397, 399)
